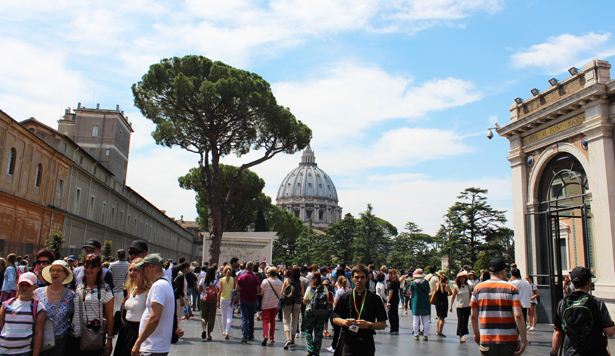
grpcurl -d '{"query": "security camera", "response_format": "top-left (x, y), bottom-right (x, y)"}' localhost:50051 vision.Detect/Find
top-left (487, 129), bottom-right (494, 140)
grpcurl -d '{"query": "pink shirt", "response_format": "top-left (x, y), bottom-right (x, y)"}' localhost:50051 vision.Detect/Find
top-left (237, 272), bottom-right (260, 303)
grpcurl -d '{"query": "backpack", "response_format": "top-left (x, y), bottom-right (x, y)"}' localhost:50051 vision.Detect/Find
top-left (281, 281), bottom-right (300, 306)
top-left (204, 282), bottom-right (218, 301)
top-left (310, 286), bottom-right (329, 316)
top-left (560, 293), bottom-right (599, 354)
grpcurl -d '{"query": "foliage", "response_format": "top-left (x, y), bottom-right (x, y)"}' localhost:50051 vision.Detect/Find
top-left (294, 221), bottom-right (334, 266)
top-left (436, 187), bottom-right (510, 273)
top-left (354, 204), bottom-right (397, 266)
top-left (133, 55), bottom-right (312, 264)
top-left (102, 240), bottom-right (112, 260)
top-left (474, 252), bottom-right (489, 272)
top-left (324, 213), bottom-right (357, 265)
top-left (44, 231), bottom-right (65, 260)
top-left (268, 206), bottom-right (305, 266)
top-left (178, 164), bottom-right (271, 232)
top-left (388, 222), bottom-right (437, 270)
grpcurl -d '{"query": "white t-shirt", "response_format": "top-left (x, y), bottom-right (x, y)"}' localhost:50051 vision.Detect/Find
top-left (125, 290), bottom-right (148, 322)
top-left (199, 278), bottom-right (219, 299)
top-left (509, 278), bottom-right (532, 308)
top-left (163, 267), bottom-right (172, 282)
top-left (139, 279), bottom-right (175, 353)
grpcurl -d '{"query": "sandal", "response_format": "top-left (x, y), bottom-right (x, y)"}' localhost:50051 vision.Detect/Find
top-left (460, 336), bottom-right (466, 343)
top-left (225, 334), bottom-right (230, 340)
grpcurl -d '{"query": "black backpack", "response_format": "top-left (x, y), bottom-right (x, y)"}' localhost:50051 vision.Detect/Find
top-left (560, 294), bottom-right (599, 354)
top-left (281, 280), bottom-right (302, 305)
top-left (310, 286), bottom-right (329, 316)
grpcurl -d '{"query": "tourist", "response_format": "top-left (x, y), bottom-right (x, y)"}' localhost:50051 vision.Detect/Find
top-left (0, 258), bottom-right (5, 292)
top-left (563, 275), bottom-right (574, 297)
top-left (471, 258), bottom-right (527, 356)
top-left (332, 264), bottom-right (387, 356)
top-left (303, 272), bottom-right (328, 356)
top-left (509, 268), bottom-right (532, 325)
top-left (298, 265), bottom-right (309, 336)
top-left (199, 266), bottom-right (218, 340)
top-left (132, 254), bottom-right (181, 356)
top-left (35, 260), bottom-right (75, 356)
top-left (552, 266), bottom-right (615, 356)
top-left (127, 241), bottom-right (148, 262)
top-left (450, 271), bottom-right (471, 343)
top-left (71, 254), bottom-right (115, 356)
top-left (434, 274), bottom-right (452, 337)
top-left (467, 270), bottom-right (478, 289)
top-left (375, 273), bottom-right (386, 304)
top-left (109, 249), bottom-right (130, 312)
top-left (113, 258), bottom-right (150, 356)
top-left (218, 265), bottom-right (235, 339)
top-left (525, 274), bottom-right (539, 331)
top-left (399, 268), bottom-right (413, 315)
top-left (321, 279), bottom-right (334, 338)
top-left (387, 269), bottom-right (400, 334)
top-left (326, 275), bottom-right (350, 353)
top-left (0, 272), bottom-right (46, 356)
top-left (409, 268), bottom-right (430, 340)
top-left (34, 249), bottom-right (54, 287)
top-left (260, 266), bottom-right (283, 345)
top-left (282, 266), bottom-right (304, 349)
top-left (73, 239), bottom-right (114, 290)
top-left (236, 262), bottom-right (261, 343)
top-left (184, 267), bottom-right (198, 312)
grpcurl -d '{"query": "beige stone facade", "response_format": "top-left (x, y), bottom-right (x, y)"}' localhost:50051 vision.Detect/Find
top-left (202, 231), bottom-right (277, 265)
top-left (498, 60), bottom-right (615, 321)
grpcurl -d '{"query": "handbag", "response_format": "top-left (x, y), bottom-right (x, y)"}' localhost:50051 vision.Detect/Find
top-left (79, 286), bottom-right (105, 351)
top-left (41, 288), bottom-right (67, 351)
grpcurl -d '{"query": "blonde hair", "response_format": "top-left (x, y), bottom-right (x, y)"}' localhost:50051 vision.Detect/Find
top-left (223, 265), bottom-right (232, 277)
top-left (337, 276), bottom-right (347, 289)
top-left (127, 258), bottom-right (152, 293)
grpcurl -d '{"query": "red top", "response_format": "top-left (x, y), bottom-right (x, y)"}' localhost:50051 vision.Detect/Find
top-left (237, 272), bottom-right (261, 303)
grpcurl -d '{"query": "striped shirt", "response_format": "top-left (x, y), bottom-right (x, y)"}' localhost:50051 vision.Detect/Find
top-left (71, 283), bottom-right (114, 337)
top-left (0, 299), bottom-right (46, 354)
top-left (470, 279), bottom-right (521, 345)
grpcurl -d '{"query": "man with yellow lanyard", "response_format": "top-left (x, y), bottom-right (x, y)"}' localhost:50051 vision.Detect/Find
top-left (333, 264), bottom-right (387, 356)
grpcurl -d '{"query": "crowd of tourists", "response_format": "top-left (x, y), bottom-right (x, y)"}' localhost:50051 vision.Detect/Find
top-left (0, 244), bottom-right (613, 356)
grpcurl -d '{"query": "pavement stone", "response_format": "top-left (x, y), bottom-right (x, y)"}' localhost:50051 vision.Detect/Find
top-left (168, 305), bottom-right (612, 356)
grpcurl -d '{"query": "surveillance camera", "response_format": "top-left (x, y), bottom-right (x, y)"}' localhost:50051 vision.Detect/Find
top-left (487, 129), bottom-right (494, 140)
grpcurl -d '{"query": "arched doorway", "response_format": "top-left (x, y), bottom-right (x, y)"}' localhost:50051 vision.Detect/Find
top-left (526, 153), bottom-right (593, 322)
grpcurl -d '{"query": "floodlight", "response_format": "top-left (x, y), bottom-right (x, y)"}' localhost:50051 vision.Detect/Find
top-left (514, 97), bottom-right (523, 104)
top-left (568, 67), bottom-right (579, 75)
top-left (531, 88), bottom-right (540, 96)
top-left (549, 78), bottom-right (559, 86)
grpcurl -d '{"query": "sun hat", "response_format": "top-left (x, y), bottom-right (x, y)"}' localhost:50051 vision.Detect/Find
top-left (455, 271), bottom-right (468, 285)
top-left (413, 269), bottom-right (425, 278)
top-left (42, 260), bottom-right (73, 285)
top-left (18, 272), bottom-right (38, 286)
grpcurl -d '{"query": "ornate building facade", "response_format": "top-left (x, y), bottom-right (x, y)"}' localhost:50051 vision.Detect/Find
top-left (276, 146), bottom-right (342, 229)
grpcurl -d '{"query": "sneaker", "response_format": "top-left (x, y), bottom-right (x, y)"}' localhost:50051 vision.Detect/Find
top-left (529, 326), bottom-right (535, 331)
top-left (423, 336), bottom-right (429, 341)
top-left (241, 338), bottom-right (248, 344)
top-left (201, 331), bottom-right (207, 339)
top-left (323, 331), bottom-right (331, 337)
top-left (414, 335), bottom-right (419, 341)
top-left (284, 341), bottom-right (292, 350)
top-left (404, 311), bottom-right (408, 315)
top-left (326, 346), bottom-right (335, 353)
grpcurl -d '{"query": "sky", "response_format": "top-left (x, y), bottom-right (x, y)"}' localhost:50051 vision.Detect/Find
top-left (2, 0), bottom-right (615, 236)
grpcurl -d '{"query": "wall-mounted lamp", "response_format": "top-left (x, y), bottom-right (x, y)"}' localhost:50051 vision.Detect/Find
top-left (531, 88), bottom-right (540, 96)
top-left (548, 78), bottom-right (559, 86)
top-left (514, 97), bottom-right (523, 104)
top-left (568, 67), bottom-right (579, 75)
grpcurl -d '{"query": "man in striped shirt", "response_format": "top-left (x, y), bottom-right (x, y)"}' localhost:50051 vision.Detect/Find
top-left (471, 258), bottom-right (527, 356)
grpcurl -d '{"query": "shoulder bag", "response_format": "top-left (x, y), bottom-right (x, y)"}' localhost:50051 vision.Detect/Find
top-left (79, 286), bottom-right (105, 351)
top-left (41, 287), bottom-right (67, 351)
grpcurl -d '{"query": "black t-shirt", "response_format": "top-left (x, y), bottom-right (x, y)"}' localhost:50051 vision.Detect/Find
top-left (389, 281), bottom-right (400, 303)
top-left (333, 289), bottom-right (387, 339)
top-left (185, 271), bottom-right (198, 289)
top-left (553, 291), bottom-right (614, 356)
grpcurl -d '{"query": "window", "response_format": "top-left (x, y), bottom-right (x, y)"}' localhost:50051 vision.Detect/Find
top-left (101, 202), bottom-right (106, 223)
top-left (89, 148), bottom-right (95, 155)
top-left (35, 164), bottom-right (42, 187)
top-left (56, 180), bottom-right (63, 207)
top-left (62, 143), bottom-right (67, 154)
top-left (75, 189), bottom-right (81, 213)
top-left (7, 148), bottom-right (16, 175)
top-left (79, 156), bottom-right (83, 165)
top-left (110, 207), bottom-right (115, 227)
top-left (92, 125), bottom-right (99, 137)
top-left (105, 149), bottom-right (110, 156)
top-left (93, 166), bottom-right (97, 175)
top-left (88, 196), bottom-right (95, 219)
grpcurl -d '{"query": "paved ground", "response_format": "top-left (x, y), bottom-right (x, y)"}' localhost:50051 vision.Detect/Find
top-left (166, 304), bottom-right (615, 356)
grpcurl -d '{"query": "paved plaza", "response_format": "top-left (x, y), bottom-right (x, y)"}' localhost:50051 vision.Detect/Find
top-left (165, 305), bottom-right (613, 356)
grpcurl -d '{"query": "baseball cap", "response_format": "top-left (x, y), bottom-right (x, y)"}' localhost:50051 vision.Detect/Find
top-left (570, 267), bottom-right (592, 283)
top-left (82, 239), bottom-right (102, 250)
top-left (67, 255), bottom-right (76, 261)
top-left (135, 253), bottom-right (163, 268)
top-left (129, 240), bottom-right (148, 253)
top-left (488, 258), bottom-right (509, 273)
top-left (18, 272), bottom-right (38, 286)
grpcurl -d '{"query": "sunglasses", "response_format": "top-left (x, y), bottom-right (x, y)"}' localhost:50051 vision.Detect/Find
top-left (128, 250), bottom-right (141, 255)
top-left (35, 260), bottom-right (51, 266)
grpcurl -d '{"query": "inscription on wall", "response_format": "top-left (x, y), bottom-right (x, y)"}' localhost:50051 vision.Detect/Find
top-left (523, 113), bottom-right (585, 146)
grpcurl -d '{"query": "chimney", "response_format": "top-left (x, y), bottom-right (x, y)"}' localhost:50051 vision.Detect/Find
top-left (77, 102), bottom-right (82, 108)
top-left (96, 103), bottom-right (100, 109)
top-left (116, 105), bottom-right (120, 111)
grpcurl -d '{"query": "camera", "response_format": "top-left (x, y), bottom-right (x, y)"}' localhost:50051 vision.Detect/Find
top-left (86, 319), bottom-right (101, 332)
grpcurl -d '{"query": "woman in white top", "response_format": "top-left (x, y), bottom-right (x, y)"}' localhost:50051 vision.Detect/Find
top-left (375, 273), bottom-right (387, 305)
top-left (113, 258), bottom-right (150, 356)
top-left (449, 271), bottom-right (472, 343)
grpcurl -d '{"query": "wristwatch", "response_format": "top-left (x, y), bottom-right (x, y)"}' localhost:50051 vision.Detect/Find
top-left (368, 322), bottom-right (373, 330)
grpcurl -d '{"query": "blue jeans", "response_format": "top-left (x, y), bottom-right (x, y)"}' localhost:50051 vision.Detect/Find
top-left (240, 302), bottom-right (257, 340)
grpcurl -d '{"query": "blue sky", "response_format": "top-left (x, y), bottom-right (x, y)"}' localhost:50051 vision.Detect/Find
top-left (2, 0), bottom-right (615, 235)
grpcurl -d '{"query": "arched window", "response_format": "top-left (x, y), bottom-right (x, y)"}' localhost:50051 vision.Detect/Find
top-left (35, 163), bottom-right (42, 187)
top-left (7, 148), bottom-right (16, 175)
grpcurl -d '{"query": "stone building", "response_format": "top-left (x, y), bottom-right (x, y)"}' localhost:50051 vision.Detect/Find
top-left (498, 60), bottom-right (615, 321)
top-left (1, 105), bottom-right (193, 261)
top-left (276, 146), bottom-right (342, 230)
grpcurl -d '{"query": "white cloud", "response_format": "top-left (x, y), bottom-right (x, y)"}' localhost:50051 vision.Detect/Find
top-left (272, 62), bottom-right (482, 147)
top-left (511, 32), bottom-right (615, 74)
